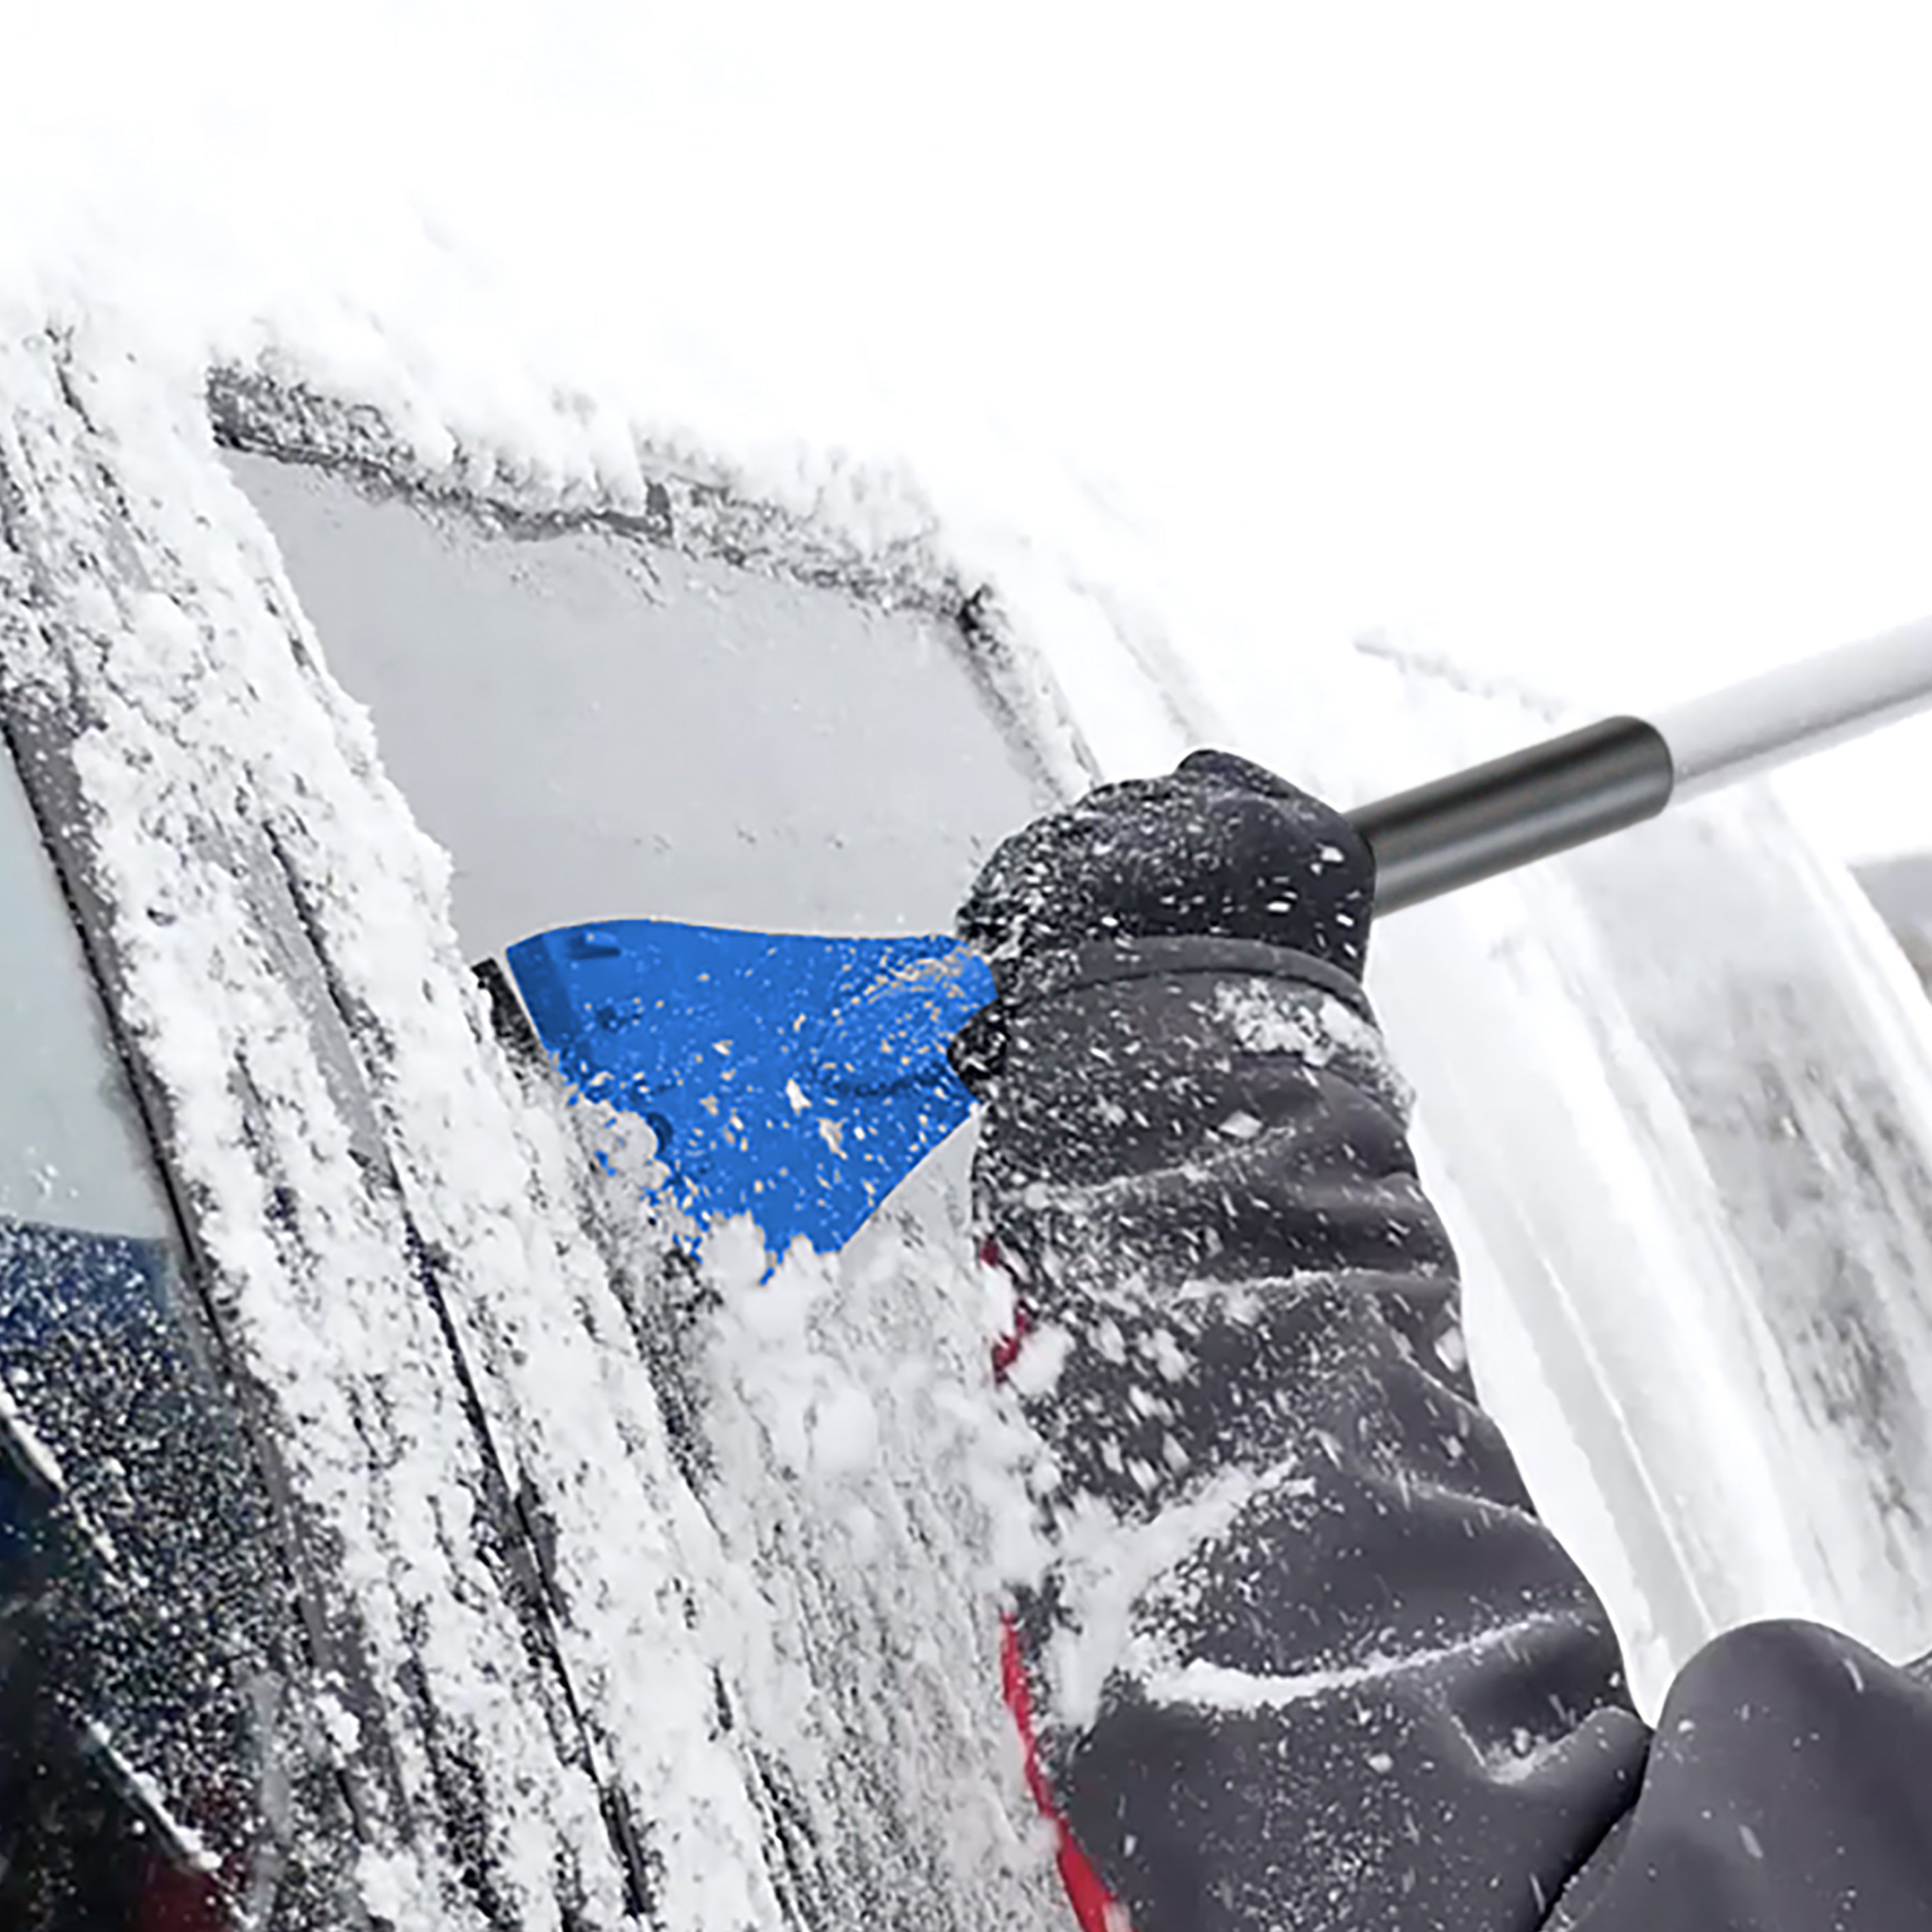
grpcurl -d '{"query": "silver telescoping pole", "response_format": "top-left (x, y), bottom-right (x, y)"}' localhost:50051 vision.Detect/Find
top-left (1660, 615), bottom-right (1932, 800)
top-left (1350, 614), bottom-right (1932, 913)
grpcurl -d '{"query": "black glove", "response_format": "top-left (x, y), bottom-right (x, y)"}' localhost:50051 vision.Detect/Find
top-left (957, 749), bottom-right (1375, 984)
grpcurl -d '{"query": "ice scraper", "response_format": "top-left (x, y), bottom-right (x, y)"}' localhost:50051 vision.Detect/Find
top-left (506, 613), bottom-right (1932, 1256)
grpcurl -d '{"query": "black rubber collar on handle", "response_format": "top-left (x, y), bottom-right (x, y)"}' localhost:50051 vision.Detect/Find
top-left (1349, 716), bottom-right (1675, 914)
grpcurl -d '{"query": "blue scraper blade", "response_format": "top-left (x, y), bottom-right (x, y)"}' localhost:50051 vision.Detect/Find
top-left (506, 920), bottom-right (995, 1256)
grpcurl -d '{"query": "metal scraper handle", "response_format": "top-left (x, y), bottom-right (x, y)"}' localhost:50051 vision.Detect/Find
top-left (1351, 614), bottom-right (1932, 912)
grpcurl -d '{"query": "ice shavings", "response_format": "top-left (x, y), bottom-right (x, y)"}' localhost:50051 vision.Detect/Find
top-left (1034, 1459), bottom-right (1306, 1731)
top-left (1120, 1607), bottom-right (1587, 1717)
top-left (564, 1093), bottom-right (676, 1210)
top-left (704, 1222), bottom-right (881, 1483)
top-left (694, 1163), bottom-right (1066, 1926)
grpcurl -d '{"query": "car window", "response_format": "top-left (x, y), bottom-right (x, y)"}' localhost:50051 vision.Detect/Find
top-left (0, 732), bottom-right (331, 1924)
top-left (227, 450), bottom-right (1064, 957)
top-left (0, 741), bottom-right (171, 1240)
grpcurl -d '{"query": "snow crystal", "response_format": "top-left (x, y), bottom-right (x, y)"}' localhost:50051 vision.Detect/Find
top-left (314, 1688), bottom-right (363, 1759)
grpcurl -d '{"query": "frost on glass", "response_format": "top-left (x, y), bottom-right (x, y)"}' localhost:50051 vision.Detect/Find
top-left (225, 449), bottom-right (1060, 955)
top-left (0, 739), bottom-right (315, 1927)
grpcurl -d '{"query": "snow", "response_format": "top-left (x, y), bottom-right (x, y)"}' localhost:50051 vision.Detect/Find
top-left (0, 1377), bottom-right (68, 1494)
top-left (1125, 1609), bottom-right (1586, 1716)
top-left (11, 3), bottom-right (1932, 1923)
top-left (10, 3), bottom-right (1932, 828)
top-left (83, 1718), bottom-right (222, 1876)
top-left (695, 1159), bottom-right (1067, 1924)
top-left (1038, 1461), bottom-right (1296, 1729)
top-left (1214, 978), bottom-right (1412, 1110)
top-left (3, 340), bottom-right (781, 1926)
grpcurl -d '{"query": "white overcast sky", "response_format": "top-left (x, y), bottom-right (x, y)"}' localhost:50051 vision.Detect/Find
top-left (9, 1), bottom-right (1932, 852)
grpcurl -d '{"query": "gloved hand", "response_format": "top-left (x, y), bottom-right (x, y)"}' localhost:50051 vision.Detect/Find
top-left (956, 749), bottom-right (1375, 985)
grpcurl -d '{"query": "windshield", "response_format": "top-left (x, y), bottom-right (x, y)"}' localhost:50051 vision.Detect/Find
top-left (0, 735), bottom-right (314, 1928)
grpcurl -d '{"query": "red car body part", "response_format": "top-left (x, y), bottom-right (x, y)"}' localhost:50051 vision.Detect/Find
top-left (1000, 1616), bottom-right (1129, 1932)
top-left (983, 1236), bottom-right (1130, 1932)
